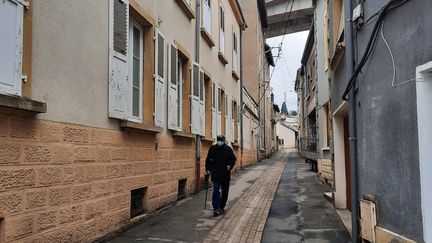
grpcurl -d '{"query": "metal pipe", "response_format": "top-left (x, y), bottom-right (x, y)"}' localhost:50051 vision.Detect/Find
top-left (195, 0), bottom-right (201, 193)
top-left (239, 23), bottom-right (245, 169)
top-left (344, 0), bottom-right (359, 241)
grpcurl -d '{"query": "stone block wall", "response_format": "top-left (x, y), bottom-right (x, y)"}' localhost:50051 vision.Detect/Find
top-left (0, 114), bottom-right (197, 242)
top-left (318, 159), bottom-right (333, 185)
top-left (241, 149), bottom-right (257, 168)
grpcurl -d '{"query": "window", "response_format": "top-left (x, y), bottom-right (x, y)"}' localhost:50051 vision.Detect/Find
top-left (0, 0), bottom-right (27, 96)
top-left (177, 58), bottom-right (183, 128)
top-left (217, 88), bottom-right (223, 135)
top-left (219, 4), bottom-right (225, 54)
top-left (178, 179), bottom-right (187, 200)
top-left (231, 99), bottom-right (236, 143)
top-left (191, 62), bottom-right (205, 135)
top-left (202, 0), bottom-right (211, 34)
top-left (232, 31), bottom-right (239, 75)
top-left (168, 43), bottom-right (183, 131)
top-left (211, 82), bottom-right (217, 138)
top-left (130, 187), bottom-right (147, 218)
top-left (109, 0), bottom-right (165, 128)
top-left (129, 20), bottom-right (144, 121)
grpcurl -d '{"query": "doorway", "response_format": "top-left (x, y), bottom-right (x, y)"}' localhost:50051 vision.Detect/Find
top-left (416, 61), bottom-right (432, 242)
top-left (333, 102), bottom-right (350, 210)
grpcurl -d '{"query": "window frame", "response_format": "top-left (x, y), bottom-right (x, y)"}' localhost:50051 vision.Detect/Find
top-left (177, 56), bottom-right (184, 129)
top-left (128, 18), bottom-right (144, 122)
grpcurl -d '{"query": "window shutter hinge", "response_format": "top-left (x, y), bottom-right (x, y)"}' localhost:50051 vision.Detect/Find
top-left (16, 0), bottom-right (30, 9)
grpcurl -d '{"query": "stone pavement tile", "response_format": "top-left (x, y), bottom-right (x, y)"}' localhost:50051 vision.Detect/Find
top-left (108, 151), bottom-right (286, 243)
top-left (203, 154), bottom-right (288, 243)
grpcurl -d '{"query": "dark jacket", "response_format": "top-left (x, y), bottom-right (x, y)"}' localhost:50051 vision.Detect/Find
top-left (205, 144), bottom-right (236, 183)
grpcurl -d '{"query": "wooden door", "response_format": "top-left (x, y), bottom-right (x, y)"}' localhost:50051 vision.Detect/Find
top-left (343, 115), bottom-right (352, 211)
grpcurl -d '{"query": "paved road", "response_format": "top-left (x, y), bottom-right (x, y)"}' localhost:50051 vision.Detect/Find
top-left (107, 150), bottom-right (350, 243)
top-left (262, 150), bottom-right (351, 243)
top-left (107, 151), bottom-right (281, 243)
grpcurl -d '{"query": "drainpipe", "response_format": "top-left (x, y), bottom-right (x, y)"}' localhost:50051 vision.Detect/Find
top-left (240, 22), bottom-right (247, 169)
top-left (344, 0), bottom-right (359, 242)
top-left (263, 88), bottom-right (266, 157)
top-left (195, 0), bottom-right (201, 193)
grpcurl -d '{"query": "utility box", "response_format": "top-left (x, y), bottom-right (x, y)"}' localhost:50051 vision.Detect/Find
top-left (360, 199), bottom-right (377, 242)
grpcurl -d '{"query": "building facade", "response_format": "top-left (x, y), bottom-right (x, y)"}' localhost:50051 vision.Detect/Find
top-left (326, 0), bottom-right (431, 241)
top-left (238, 0), bottom-right (276, 162)
top-left (0, 0), bottom-right (247, 241)
top-left (295, 26), bottom-right (319, 171)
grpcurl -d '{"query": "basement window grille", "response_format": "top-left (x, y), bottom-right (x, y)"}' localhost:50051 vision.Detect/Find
top-left (130, 187), bottom-right (147, 218)
top-left (178, 179), bottom-right (187, 200)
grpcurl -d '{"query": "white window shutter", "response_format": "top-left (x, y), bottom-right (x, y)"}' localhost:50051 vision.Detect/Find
top-left (199, 70), bottom-right (205, 136)
top-left (211, 82), bottom-right (217, 139)
top-left (0, 0), bottom-right (25, 96)
top-left (231, 100), bottom-right (235, 143)
top-left (225, 95), bottom-right (230, 140)
top-left (168, 43), bottom-right (180, 131)
top-left (108, 0), bottom-right (130, 119)
top-left (217, 88), bottom-right (222, 136)
top-left (232, 32), bottom-right (238, 74)
top-left (237, 104), bottom-right (241, 144)
top-left (154, 28), bottom-right (166, 128)
top-left (202, 0), bottom-right (211, 34)
top-left (191, 62), bottom-right (200, 135)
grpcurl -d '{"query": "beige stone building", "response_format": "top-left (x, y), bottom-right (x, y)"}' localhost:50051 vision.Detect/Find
top-left (0, 0), bottom-right (248, 241)
top-left (238, 0), bottom-right (275, 162)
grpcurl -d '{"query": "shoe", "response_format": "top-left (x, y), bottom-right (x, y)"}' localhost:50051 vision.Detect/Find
top-left (220, 208), bottom-right (225, 214)
top-left (213, 210), bottom-right (220, 217)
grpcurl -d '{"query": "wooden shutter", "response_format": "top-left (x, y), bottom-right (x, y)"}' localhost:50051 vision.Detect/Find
top-left (219, 5), bottom-right (225, 53)
top-left (108, 0), bottom-right (130, 119)
top-left (232, 31), bottom-right (238, 74)
top-left (211, 82), bottom-right (217, 139)
top-left (231, 99), bottom-right (235, 142)
top-left (154, 28), bottom-right (166, 127)
top-left (191, 62), bottom-right (200, 134)
top-left (225, 95), bottom-right (230, 140)
top-left (237, 104), bottom-right (241, 144)
top-left (168, 43), bottom-right (180, 131)
top-left (217, 88), bottom-right (222, 136)
top-left (202, 0), bottom-right (211, 34)
top-left (199, 70), bottom-right (205, 136)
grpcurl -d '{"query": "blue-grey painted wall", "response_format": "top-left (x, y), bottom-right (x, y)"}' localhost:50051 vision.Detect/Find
top-left (330, 0), bottom-right (432, 241)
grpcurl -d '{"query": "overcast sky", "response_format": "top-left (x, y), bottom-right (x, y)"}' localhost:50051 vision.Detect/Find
top-left (267, 31), bottom-right (309, 112)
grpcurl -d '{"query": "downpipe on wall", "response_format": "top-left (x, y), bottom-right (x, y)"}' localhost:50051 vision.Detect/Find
top-left (344, 0), bottom-right (360, 242)
top-left (195, 0), bottom-right (201, 193)
top-left (239, 22), bottom-right (247, 170)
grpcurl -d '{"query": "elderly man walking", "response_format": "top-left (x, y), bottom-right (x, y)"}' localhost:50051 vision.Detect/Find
top-left (205, 135), bottom-right (237, 216)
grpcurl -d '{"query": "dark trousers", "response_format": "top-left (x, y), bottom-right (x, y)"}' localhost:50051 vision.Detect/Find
top-left (212, 181), bottom-right (230, 211)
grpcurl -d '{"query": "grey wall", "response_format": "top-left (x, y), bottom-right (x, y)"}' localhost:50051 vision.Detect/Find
top-left (330, 0), bottom-right (432, 241)
top-left (314, 0), bottom-right (330, 158)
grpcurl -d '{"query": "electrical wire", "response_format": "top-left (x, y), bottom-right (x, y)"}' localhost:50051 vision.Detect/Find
top-left (341, 0), bottom-right (411, 100)
top-left (380, 20), bottom-right (396, 87)
top-left (256, 0), bottom-right (295, 107)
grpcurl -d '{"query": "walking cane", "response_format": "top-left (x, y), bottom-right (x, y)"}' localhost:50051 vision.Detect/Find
top-left (204, 174), bottom-right (209, 210)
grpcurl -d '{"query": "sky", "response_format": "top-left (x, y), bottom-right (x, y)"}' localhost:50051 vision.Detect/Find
top-left (266, 31), bottom-right (309, 112)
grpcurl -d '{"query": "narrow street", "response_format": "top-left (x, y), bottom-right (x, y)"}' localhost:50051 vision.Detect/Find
top-left (107, 150), bottom-right (349, 243)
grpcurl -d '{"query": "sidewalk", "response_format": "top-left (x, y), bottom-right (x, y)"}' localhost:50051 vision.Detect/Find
top-left (107, 151), bottom-right (284, 243)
